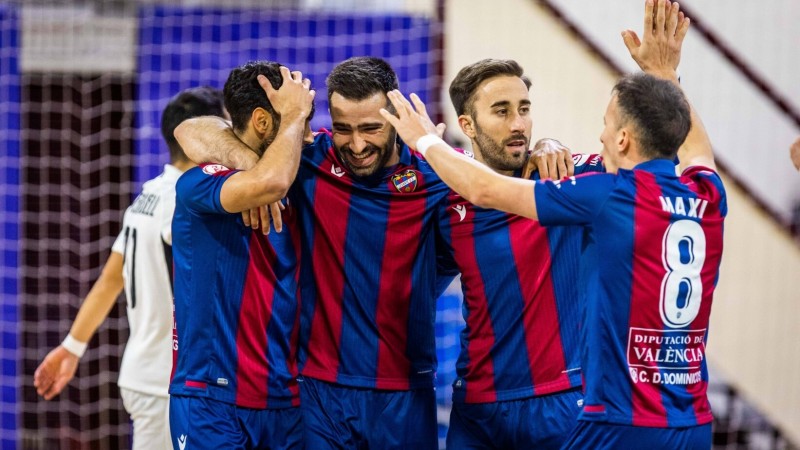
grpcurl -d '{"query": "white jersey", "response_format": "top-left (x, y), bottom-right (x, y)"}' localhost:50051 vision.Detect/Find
top-left (111, 164), bottom-right (181, 398)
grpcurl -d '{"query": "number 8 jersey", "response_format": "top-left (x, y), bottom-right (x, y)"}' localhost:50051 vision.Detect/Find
top-left (534, 159), bottom-right (726, 428)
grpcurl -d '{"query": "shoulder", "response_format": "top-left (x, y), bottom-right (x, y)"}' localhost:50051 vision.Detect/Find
top-left (572, 154), bottom-right (605, 174)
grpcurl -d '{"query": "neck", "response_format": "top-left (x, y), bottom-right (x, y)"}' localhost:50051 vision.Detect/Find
top-left (237, 128), bottom-right (263, 157)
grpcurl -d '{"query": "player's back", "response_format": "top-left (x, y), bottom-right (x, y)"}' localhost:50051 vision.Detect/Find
top-left (170, 164), bottom-right (301, 409)
top-left (114, 164), bottom-right (180, 397)
top-left (581, 160), bottom-right (726, 427)
top-left (291, 131), bottom-right (451, 390)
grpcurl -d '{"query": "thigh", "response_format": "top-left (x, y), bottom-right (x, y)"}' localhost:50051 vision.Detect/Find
top-left (238, 406), bottom-right (304, 450)
top-left (368, 388), bottom-right (438, 450)
top-left (299, 377), bottom-right (354, 450)
top-left (518, 389), bottom-right (583, 449)
top-left (120, 388), bottom-right (171, 450)
top-left (169, 395), bottom-right (246, 450)
top-left (445, 402), bottom-right (499, 450)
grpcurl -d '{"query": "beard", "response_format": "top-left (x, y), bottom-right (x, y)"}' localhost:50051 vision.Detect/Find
top-left (336, 129), bottom-right (397, 177)
top-left (473, 121), bottom-right (529, 172)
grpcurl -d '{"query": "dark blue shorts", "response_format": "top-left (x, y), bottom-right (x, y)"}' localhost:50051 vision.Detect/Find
top-left (299, 376), bottom-right (437, 450)
top-left (446, 388), bottom-right (583, 449)
top-left (562, 421), bottom-right (712, 450)
top-left (169, 394), bottom-right (302, 450)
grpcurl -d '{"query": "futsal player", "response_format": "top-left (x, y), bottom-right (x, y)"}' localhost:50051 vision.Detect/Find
top-left (438, 58), bottom-right (603, 449)
top-left (381, 1), bottom-right (725, 447)
top-left (32, 86), bottom-right (227, 449)
top-left (168, 63), bottom-right (313, 449)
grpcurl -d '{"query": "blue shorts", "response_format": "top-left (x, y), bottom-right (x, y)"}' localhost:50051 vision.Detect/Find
top-left (562, 421), bottom-right (712, 450)
top-left (169, 394), bottom-right (302, 450)
top-left (299, 376), bottom-right (437, 450)
top-left (446, 388), bottom-right (583, 449)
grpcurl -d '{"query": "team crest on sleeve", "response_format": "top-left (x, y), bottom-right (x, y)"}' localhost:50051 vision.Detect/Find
top-left (391, 169), bottom-right (419, 193)
top-left (202, 164), bottom-right (230, 175)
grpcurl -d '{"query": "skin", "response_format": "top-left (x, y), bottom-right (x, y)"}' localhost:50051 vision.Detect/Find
top-left (459, 75), bottom-right (532, 176)
top-left (380, 0), bottom-right (712, 221)
top-left (330, 91), bottom-right (400, 177)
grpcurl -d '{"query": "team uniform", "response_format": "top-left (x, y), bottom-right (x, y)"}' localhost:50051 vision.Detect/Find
top-left (535, 160), bottom-right (726, 449)
top-left (110, 164), bottom-right (180, 450)
top-left (438, 154), bottom-right (603, 449)
top-left (291, 130), bottom-right (453, 449)
top-left (169, 163), bottom-right (303, 450)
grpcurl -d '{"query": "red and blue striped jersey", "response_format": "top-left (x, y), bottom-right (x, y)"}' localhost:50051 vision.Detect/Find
top-left (535, 159), bottom-right (726, 427)
top-left (170, 164), bottom-right (302, 409)
top-left (438, 154), bottom-right (604, 403)
top-left (292, 131), bottom-right (452, 390)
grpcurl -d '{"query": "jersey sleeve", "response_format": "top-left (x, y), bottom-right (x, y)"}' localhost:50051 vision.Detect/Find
top-left (160, 188), bottom-right (177, 245)
top-left (534, 172), bottom-right (616, 226)
top-left (176, 166), bottom-right (239, 215)
top-left (681, 165), bottom-right (728, 217)
top-left (111, 225), bottom-right (126, 255)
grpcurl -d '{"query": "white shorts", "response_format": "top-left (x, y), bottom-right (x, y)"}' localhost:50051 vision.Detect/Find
top-left (120, 387), bottom-right (171, 450)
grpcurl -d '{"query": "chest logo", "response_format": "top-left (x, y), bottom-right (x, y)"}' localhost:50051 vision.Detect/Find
top-left (452, 204), bottom-right (466, 222)
top-left (331, 165), bottom-right (345, 177)
top-left (391, 169), bottom-right (419, 193)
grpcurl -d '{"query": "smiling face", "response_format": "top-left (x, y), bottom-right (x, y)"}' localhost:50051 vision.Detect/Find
top-left (462, 75), bottom-right (532, 174)
top-left (330, 91), bottom-right (399, 177)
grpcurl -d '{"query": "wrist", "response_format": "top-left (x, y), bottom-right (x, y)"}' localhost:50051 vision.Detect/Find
top-left (61, 334), bottom-right (88, 358)
top-left (415, 134), bottom-right (446, 156)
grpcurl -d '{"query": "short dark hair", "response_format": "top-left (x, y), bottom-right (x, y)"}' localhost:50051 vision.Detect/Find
top-left (223, 61), bottom-right (285, 134)
top-left (449, 59), bottom-right (532, 116)
top-left (613, 72), bottom-right (691, 160)
top-left (326, 56), bottom-right (399, 103)
top-left (160, 86), bottom-right (226, 163)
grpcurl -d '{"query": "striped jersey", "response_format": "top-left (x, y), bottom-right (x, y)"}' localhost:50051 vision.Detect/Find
top-left (170, 163), bottom-right (302, 409)
top-left (111, 164), bottom-right (179, 398)
top-left (438, 154), bottom-right (604, 403)
top-left (293, 130), bottom-right (452, 390)
top-left (535, 159), bottom-right (726, 427)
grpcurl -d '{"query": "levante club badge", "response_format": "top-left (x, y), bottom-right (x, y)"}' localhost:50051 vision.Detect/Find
top-left (391, 169), bottom-right (419, 193)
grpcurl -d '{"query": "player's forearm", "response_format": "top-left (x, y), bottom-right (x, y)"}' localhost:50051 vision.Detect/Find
top-left (222, 117), bottom-right (306, 212)
top-left (68, 252), bottom-right (124, 343)
top-left (175, 116), bottom-right (258, 170)
top-left (425, 141), bottom-right (539, 220)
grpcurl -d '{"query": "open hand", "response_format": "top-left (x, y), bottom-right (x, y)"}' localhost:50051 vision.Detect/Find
top-left (33, 346), bottom-right (79, 400)
top-left (622, 0), bottom-right (690, 81)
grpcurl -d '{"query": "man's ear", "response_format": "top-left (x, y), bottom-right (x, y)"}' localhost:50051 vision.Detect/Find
top-left (458, 114), bottom-right (476, 139)
top-left (251, 107), bottom-right (273, 137)
top-left (618, 127), bottom-right (631, 156)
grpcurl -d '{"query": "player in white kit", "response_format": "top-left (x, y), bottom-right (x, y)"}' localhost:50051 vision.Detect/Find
top-left (33, 86), bottom-right (227, 450)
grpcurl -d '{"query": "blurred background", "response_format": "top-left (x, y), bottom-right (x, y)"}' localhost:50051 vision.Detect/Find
top-left (0, 0), bottom-right (798, 448)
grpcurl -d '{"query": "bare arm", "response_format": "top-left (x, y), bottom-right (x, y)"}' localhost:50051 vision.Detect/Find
top-left (217, 69), bottom-right (313, 212)
top-left (381, 91), bottom-right (539, 220)
top-left (176, 117), bottom-right (259, 170)
top-left (623, 0), bottom-right (715, 172)
top-left (33, 251), bottom-right (124, 400)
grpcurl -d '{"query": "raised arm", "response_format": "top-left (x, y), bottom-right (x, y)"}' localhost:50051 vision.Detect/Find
top-left (176, 116), bottom-right (259, 170)
top-left (622, 0), bottom-right (714, 172)
top-left (380, 91), bottom-right (539, 220)
top-left (217, 68), bottom-right (314, 213)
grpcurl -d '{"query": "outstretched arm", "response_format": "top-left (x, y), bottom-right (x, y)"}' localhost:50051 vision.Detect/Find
top-left (380, 91), bottom-right (539, 220)
top-left (33, 251), bottom-right (124, 400)
top-left (622, 0), bottom-right (715, 172)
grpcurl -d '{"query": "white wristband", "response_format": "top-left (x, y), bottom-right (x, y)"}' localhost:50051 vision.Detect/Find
top-left (415, 134), bottom-right (446, 156)
top-left (61, 334), bottom-right (88, 358)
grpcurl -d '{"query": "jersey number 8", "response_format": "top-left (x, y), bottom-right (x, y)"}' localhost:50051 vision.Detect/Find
top-left (659, 219), bottom-right (706, 328)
